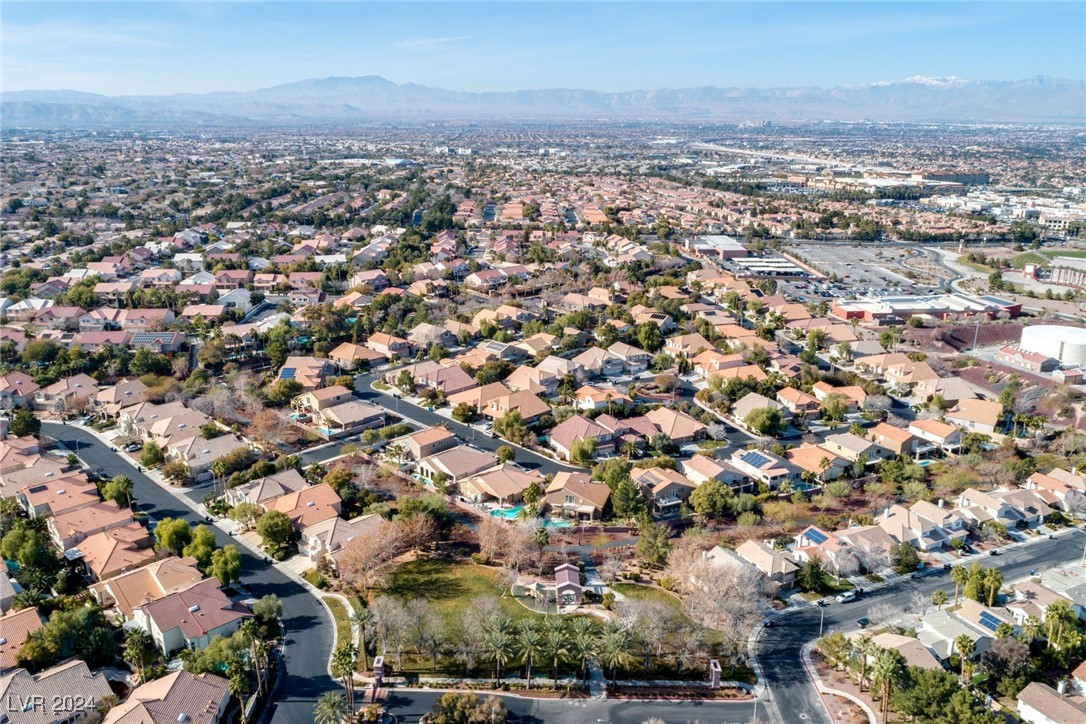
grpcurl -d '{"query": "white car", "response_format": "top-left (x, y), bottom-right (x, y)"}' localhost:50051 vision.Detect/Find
top-left (835, 590), bottom-right (858, 604)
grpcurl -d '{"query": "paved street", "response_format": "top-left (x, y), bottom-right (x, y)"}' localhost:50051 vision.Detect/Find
top-left (758, 532), bottom-right (1086, 724)
top-left (379, 689), bottom-right (759, 723)
top-left (41, 422), bottom-right (335, 724)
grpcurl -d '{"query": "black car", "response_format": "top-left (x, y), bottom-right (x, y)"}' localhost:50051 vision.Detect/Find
top-left (857, 618), bottom-right (871, 629)
top-left (910, 571), bottom-right (926, 580)
top-left (989, 549), bottom-right (1000, 556)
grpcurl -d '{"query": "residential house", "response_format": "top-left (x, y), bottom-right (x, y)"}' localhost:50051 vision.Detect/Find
top-left (735, 539), bottom-right (799, 590)
top-left (879, 500), bottom-right (969, 551)
top-left (416, 365), bottom-right (477, 397)
top-left (278, 356), bottom-right (334, 392)
top-left (0, 660), bottom-right (112, 723)
top-left (95, 379), bottom-right (150, 418)
top-left (866, 632), bottom-right (943, 671)
top-left (956, 487), bottom-right (1029, 529)
top-left (366, 332), bottom-right (412, 359)
top-left (545, 472), bottom-right (611, 520)
top-left (946, 398), bottom-right (1004, 435)
top-left (167, 434), bottom-right (250, 480)
top-left (821, 432), bottom-right (894, 464)
top-left (645, 406), bottom-right (708, 444)
top-left (132, 579), bottom-right (252, 655)
top-left (482, 390), bottom-right (551, 426)
top-left (418, 446), bottom-right (499, 485)
top-left (1017, 682), bottom-right (1086, 724)
top-left (89, 556), bottom-right (204, 620)
top-left (792, 525), bottom-right (855, 569)
top-left (405, 427), bottom-right (458, 461)
top-left (681, 454), bottom-right (749, 488)
top-left (292, 385), bottom-right (354, 415)
top-left (731, 392), bottom-right (790, 433)
top-left (785, 444), bottom-right (849, 482)
top-left (102, 670), bottom-right (231, 724)
top-left (0, 372), bottom-right (38, 410)
top-left (575, 385), bottom-right (632, 412)
top-left (17, 475), bottom-right (100, 518)
top-left (572, 347), bottom-right (624, 378)
top-left (300, 514), bottom-right (383, 563)
top-left (329, 341), bottom-right (386, 370)
top-left (908, 418), bottom-right (964, 455)
top-left (868, 422), bottom-right (920, 458)
top-left (48, 500), bottom-right (134, 550)
top-left (0, 608), bottom-right (44, 672)
top-left (459, 464), bottom-right (545, 506)
top-left (811, 381), bottom-right (867, 412)
top-left (548, 415), bottom-right (614, 461)
top-left (776, 387), bottom-right (822, 420)
top-left (606, 342), bottom-right (651, 373)
top-left (632, 467), bottom-right (697, 515)
top-left (225, 469), bottom-right (307, 508)
top-left (504, 365), bottom-right (560, 397)
top-left (76, 522), bottom-right (156, 581)
top-left (264, 484), bottom-right (342, 531)
top-left (447, 383), bottom-right (511, 412)
top-left (729, 449), bottom-right (800, 489)
top-left (34, 373), bottom-right (99, 413)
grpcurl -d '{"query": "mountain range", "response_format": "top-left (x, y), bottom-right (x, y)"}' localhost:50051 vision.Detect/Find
top-left (2, 75), bottom-right (1083, 127)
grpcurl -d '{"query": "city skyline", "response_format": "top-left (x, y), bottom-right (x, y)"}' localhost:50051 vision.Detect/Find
top-left (3, 1), bottom-right (1083, 96)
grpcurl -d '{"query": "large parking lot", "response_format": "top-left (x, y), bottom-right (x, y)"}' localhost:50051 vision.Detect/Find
top-left (786, 243), bottom-right (936, 296)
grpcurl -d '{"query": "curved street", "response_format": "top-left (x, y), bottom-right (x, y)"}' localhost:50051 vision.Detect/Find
top-left (758, 532), bottom-right (1086, 724)
top-left (41, 422), bottom-right (336, 724)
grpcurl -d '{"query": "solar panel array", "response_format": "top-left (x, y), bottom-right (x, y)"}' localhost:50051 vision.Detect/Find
top-left (741, 451), bottom-right (771, 468)
top-left (281, 368), bottom-right (296, 379)
top-left (805, 528), bottom-right (829, 545)
top-left (978, 611), bottom-right (1001, 632)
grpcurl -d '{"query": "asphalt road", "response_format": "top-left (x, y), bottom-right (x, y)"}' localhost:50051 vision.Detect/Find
top-left (379, 688), bottom-right (759, 723)
top-left (345, 371), bottom-right (582, 476)
top-left (758, 532), bottom-right (1086, 724)
top-left (42, 422), bottom-right (335, 724)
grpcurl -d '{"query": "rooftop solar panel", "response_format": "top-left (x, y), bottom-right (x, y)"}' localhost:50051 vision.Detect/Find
top-left (805, 528), bottom-right (828, 545)
top-left (741, 451), bottom-right (771, 468)
top-left (978, 611), bottom-right (1001, 632)
top-left (281, 369), bottom-right (296, 379)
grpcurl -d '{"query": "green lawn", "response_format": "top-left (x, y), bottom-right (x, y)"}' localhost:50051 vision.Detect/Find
top-left (323, 596), bottom-right (351, 646)
top-left (382, 558), bottom-right (541, 628)
top-left (611, 583), bottom-right (684, 612)
top-left (1009, 252), bottom-right (1051, 269)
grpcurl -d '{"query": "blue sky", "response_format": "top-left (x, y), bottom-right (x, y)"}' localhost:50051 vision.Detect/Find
top-left (3, 2), bottom-right (1083, 95)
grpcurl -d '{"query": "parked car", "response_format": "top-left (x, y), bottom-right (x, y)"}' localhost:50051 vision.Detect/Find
top-left (835, 590), bottom-right (858, 603)
top-left (989, 549), bottom-right (1000, 556)
top-left (857, 618), bottom-right (871, 629)
top-left (124, 443), bottom-right (142, 453)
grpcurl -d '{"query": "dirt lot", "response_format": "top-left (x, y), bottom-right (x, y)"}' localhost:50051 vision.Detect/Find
top-left (901, 322), bottom-right (1023, 354)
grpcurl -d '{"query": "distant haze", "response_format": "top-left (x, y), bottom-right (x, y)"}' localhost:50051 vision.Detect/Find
top-left (1, 75), bottom-right (1083, 128)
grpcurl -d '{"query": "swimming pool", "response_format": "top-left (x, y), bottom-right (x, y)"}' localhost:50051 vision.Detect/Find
top-left (917, 459), bottom-right (934, 467)
top-left (490, 505), bottom-right (524, 519)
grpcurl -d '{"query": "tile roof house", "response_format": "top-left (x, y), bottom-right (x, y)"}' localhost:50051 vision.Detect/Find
top-left (76, 522), bottom-right (156, 581)
top-left (545, 472), bottom-right (611, 520)
top-left (328, 341), bottom-right (386, 370)
top-left (0, 372), bottom-right (39, 409)
top-left (301, 514), bottom-right (384, 563)
top-left (365, 332), bottom-right (412, 359)
top-left (313, 400), bottom-right (386, 438)
top-left (482, 390), bottom-right (551, 426)
top-left (16, 474), bottom-right (100, 519)
top-left (418, 446), bottom-right (499, 485)
top-left (0, 659), bottom-right (112, 724)
top-left (735, 539), bottom-right (798, 589)
top-left (681, 454), bottom-right (749, 488)
top-left (731, 392), bottom-right (789, 431)
top-left (631, 467), bottom-right (698, 515)
top-left (95, 379), bottom-right (150, 418)
top-left (868, 422), bottom-right (920, 457)
top-left (908, 418), bottom-right (963, 455)
top-left (277, 356), bottom-right (334, 392)
top-left (776, 387), bottom-right (822, 419)
top-left (34, 373), bottom-right (99, 413)
top-left (878, 500), bottom-right (969, 551)
top-left (1017, 682), bottom-right (1086, 724)
top-left (225, 469), bottom-right (307, 508)
top-left (133, 578), bottom-right (252, 655)
top-left (946, 398), bottom-right (1004, 435)
top-left (167, 434), bottom-right (250, 478)
top-left (729, 448), bottom-right (800, 488)
top-left (504, 365), bottom-right (560, 397)
top-left (460, 464), bottom-right (545, 506)
top-left (867, 632), bottom-right (942, 671)
top-left (574, 385), bottom-right (632, 412)
top-left (548, 415), bottom-right (614, 461)
top-left (264, 483), bottom-right (342, 530)
top-left (102, 669), bottom-right (230, 724)
top-left (89, 555), bottom-right (204, 620)
top-left (644, 406), bottom-right (708, 443)
top-left (821, 432), bottom-right (894, 464)
top-left (785, 444), bottom-right (849, 482)
top-left (48, 500), bottom-right (134, 550)
top-left (0, 608), bottom-right (44, 672)
top-left (406, 426), bottom-right (458, 461)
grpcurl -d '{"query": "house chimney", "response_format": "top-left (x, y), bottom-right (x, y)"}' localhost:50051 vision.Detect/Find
top-left (1058, 680), bottom-right (1067, 696)
top-left (938, 498), bottom-right (945, 508)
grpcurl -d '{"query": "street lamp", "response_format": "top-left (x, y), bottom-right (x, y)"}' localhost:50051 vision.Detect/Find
top-left (819, 602), bottom-right (826, 637)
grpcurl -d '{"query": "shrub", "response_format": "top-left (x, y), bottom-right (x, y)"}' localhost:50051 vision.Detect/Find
top-left (302, 569), bottom-right (328, 589)
top-left (470, 552), bottom-right (489, 565)
top-left (601, 592), bottom-right (615, 610)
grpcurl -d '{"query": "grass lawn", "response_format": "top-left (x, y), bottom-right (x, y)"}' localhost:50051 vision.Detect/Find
top-left (323, 596), bottom-right (351, 646)
top-left (611, 583), bottom-right (684, 612)
top-left (381, 557), bottom-right (541, 629)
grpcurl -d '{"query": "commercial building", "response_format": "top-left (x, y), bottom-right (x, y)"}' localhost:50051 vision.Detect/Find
top-left (1019, 325), bottom-right (1086, 367)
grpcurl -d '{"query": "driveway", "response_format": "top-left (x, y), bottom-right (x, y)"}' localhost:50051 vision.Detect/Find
top-left (42, 422), bottom-right (335, 724)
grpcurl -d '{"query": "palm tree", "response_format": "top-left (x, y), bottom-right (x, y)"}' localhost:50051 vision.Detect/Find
top-left (313, 691), bottom-right (348, 724)
top-left (483, 620), bottom-right (515, 687)
top-left (983, 567), bottom-right (1003, 607)
top-left (852, 635), bottom-right (874, 691)
top-left (122, 629), bottom-right (151, 684)
top-left (1022, 614), bottom-right (1043, 643)
top-left (599, 624), bottom-right (632, 686)
top-left (240, 620), bottom-right (264, 697)
top-left (569, 617), bottom-right (599, 685)
top-left (330, 641), bottom-right (358, 714)
top-left (226, 657), bottom-right (251, 724)
top-left (350, 602), bottom-right (375, 673)
top-left (871, 647), bottom-right (905, 716)
top-left (1046, 599), bottom-right (1075, 650)
top-left (954, 634), bottom-right (975, 681)
top-left (542, 618), bottom-right (570, 689)
top-left (950, 565), bottom-right (969, 609)
top-left (518, 621), bottom-right (543, 689)
top-left (932, 589), bottom-right (948, 609)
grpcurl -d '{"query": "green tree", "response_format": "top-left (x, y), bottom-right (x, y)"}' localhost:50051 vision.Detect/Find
top-left (688, 477), bottom-right (732, 518)
top-left (256, 510), bottom-right (296, 556)
top-left (496, 445), bottom-right (516, 464)
top-left (892, 542), bottom-right (920, 573)
top-left (451, 402), bottom-right (478, 423)
top-left (139, 441), bottom-right (165, 467)
top-left (954, 634), bottom-right (975, 680)
top-left (891, 666), bottom-right (960, 719)
top-left (611, 478), bottom-right (647, 519)
top-left (161, 461), bottom-right (192, 485)
top-left (211, 545), bottom-right (242, 587)
top-left (941, 688), bottom-right (1001, 724)
top-left (797, 556), bottom-right (826, 593)
top-left (636, 323), bottom-right (663, 353)
top-left (932, 589), bottom-right (948, 608)
top-left (9, 409), bottom-right (40, 437)
top-left (635, 519), bottom-right (671, 568)
top-left (872, 647), bottom-right (906, 717)
top-left (123, 628), bottom-right (152, 684)
top-left (153, 517), bottom-right (192, 555)
top-left (744, 407), bottom-right (784, 436)
top-left (313, 691), bottom-right (348, 724)
top-left (101, 475), bottom-right (133, 508)
top-left (183, 524), bottom-right (218, 569)
top-left (331, 641), bottom-right (358, 712)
